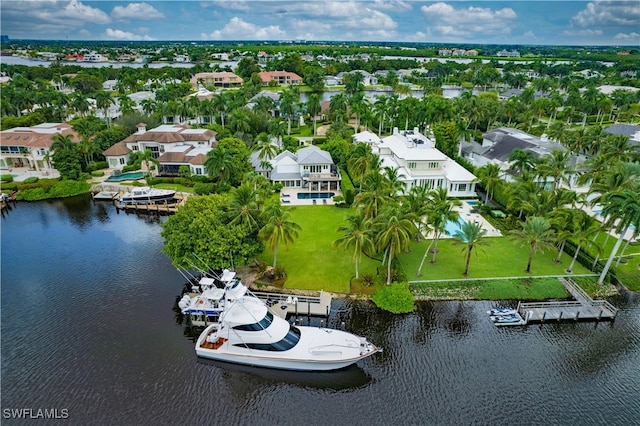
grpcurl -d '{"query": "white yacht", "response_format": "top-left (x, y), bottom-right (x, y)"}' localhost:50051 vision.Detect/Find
top-left (195, 270), bottom-right (380, 371)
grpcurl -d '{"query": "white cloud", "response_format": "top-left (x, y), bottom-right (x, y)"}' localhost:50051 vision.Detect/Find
top-left (112, 3), bottom-right (165, 20)
top-left (614, 32), bottom-right (640, 40)
top-left (562, 29), bottom-right (604, 37)
top-left (105, 28), bottom-right (155, 41)
top-left (420, 2), bottom-right (516, 38)
top-left (571, 0), bottom-right (640, 27)
top-left (201, 17), bottom-right (286, 40)
top-left (0, 0), bottom-right (111, 37)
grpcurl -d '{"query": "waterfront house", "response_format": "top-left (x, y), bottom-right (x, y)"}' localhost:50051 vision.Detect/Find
top-left (460, 127), bottom-right (575, 187)
top-left (258, 71), bottom-right (302, 86)
top-left (604, 123), bottom-right (640, 147)
top-left (103, 123), bottom-right (216, 175)
top-left (355, 128), bottom-right (477, 197)
top-left (190, 72), bottom-right (243, 89)
top-left (0, 123), bottom-right (79, 175)
top-left (250, 145), bottom-right (340, 191)
top-left (337, 70), bottom-right (378, 86)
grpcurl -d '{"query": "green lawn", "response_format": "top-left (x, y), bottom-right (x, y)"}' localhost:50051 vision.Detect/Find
top-left (259, 206), bottom-right (380, 293)
top-left (259, 206), bottom-right (600, 296)
top-left (401, 237), bottom-right (591, 280)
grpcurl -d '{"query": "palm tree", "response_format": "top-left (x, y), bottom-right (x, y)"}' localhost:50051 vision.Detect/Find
top-left (204, 147), bottom-right (234, 188)
top-left (597, 189), bottom-right (640, 285)
top-left (140, 149), bottom-right (160, 182)
top-left (566, 214), bottom-right (601, 274)
top-left (474, 163), bottom-right (502, 204)
top-left (212, 92), bottom-right (229, 129)
top-left (452, 221), bottom-right (490, 276)
top-left (354, 172), bottom-right (392, 220)
top-left (253, 134), bottom-right (279, 161)
top-left (259, 203), bottom-right (301, 268)
top-left (306, 93), bottom-right (322, 136)
top-left (509, 216), bottom-right (556, 274)
top-left (279, 87), bottom-right (298, 135)
top-left (508, 149), bottom-right (536, 176)
top-left (538, 150), bottom-right (571, 190)
top-left (228, 183), bottom-right (261, 231)
top-left (268, 118), bottom-right (287, 149)
top-left (95, 91), bottom-right (114, 127)
top-left (428, 188), bottom-right (461, 264)
top-left (347, 143), bottom-right (373, 192)
top-left (374, 205), bottom-right (416, 285)
top-left (333, 210), bottom-right (374, 279)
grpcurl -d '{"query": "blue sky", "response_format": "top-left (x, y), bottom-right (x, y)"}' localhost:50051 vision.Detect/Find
top-left (1, 1), bottom-right (639, 46)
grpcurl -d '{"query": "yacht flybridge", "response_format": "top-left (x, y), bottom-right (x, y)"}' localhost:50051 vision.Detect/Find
top-left (194, 270), bottom-right (380, 371)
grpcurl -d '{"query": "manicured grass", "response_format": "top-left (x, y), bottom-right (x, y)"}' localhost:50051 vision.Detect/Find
top-left (259, 206), bottom-right (379, 293)
top-left (400, 237), bottom-right (591, 280)
top-left (258, 206), bottom-right (601, 298)
top-left (153, 183), bottom-right (195, 193)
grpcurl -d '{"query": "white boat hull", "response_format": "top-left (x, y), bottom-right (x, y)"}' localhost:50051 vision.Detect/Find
top-left (196, 324), bottom-right (379, 371)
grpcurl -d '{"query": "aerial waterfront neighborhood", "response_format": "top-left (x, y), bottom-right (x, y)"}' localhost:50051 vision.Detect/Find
top-left (1, 0), bottom-right (639, 423)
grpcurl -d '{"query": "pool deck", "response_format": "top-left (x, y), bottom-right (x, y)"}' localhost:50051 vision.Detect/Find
top-left (424, 200), bottom-right (502, 239)
top-left (280, 188), bottom-right (341, 206)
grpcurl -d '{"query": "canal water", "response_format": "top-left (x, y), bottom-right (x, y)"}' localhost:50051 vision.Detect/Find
top-left (1, 197), bottom-right (639, 425)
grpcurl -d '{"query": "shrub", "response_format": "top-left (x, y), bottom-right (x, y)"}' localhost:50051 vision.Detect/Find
top-left (22, 177), bottom-right (39, 184)
top-left (372, 282), bottom-right (416, 314)
top-left (122, 165), bottom-right (139, 173)
top-left (0, 182), bottom-right (18, 192)
top-left (16, 180), bottom-right (90, 201)
top-left (86, 161), bottom-right (109, 172)
top-left (193, 182), bottom-right (216, 195)
top-left (1, 174), bottom-right (13, 183)
top-left (91, 171), bottom-right (105, 177)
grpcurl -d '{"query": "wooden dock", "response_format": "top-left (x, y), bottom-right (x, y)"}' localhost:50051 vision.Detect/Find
top-left (185, 291), bottom-right (331, 326)
top-left (498, 278), bottom-right (618, 326)
top-left (252, 290), bottom-right (332, 317)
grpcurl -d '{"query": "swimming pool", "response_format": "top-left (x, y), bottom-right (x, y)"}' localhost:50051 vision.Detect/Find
top-left (297, 192), bottom-right (335, 199)
top-left (466, 200), bottom-right (479, 206)
top-left (444, 216), bottom-right (467, 236)
top-left (106, 171), bottom-right (145, 182)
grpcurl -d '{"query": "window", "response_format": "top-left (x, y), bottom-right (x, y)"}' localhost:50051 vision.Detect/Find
top-left (458, 184), bottom-right (467, 191)
top-left (233, 325), bottom-right (301, 351)
top-left (408, 162), bottom-right (417, 169)
top-left (428, 162), bottom-right (439, 169)
top-left (233, 311), bottom-right (274, 331)
top-left (119, 158), bottom-right (125, 165)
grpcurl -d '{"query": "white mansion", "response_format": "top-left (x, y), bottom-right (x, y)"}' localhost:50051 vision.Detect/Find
top-left (353, 128), bottom-right (477, 197)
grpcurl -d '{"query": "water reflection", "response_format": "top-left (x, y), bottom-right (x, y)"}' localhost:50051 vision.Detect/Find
top-left (197, 358), bottom-right (372, 391)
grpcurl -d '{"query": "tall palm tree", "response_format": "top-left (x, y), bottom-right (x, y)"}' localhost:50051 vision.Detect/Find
top-left (306, 93), bottom-right (322, 136)
top-left (427, 187), bottom-right (461, 264)
top-left (374, 205), bottom-right (416, 285)
top-left (474, 163), bottom-right (502, 204)
top-left (354, 172), bottom-right (392, 220)
top-left (347, 143), bottom-right (373, 192)
top-left (95, 91), bottom-right (114, 127)
top-left (597, 189), bottom-right (640, 285)
top-left (279, 87), bottom-right (298, 135)
top-left (204, 146), bottom-right (235, 188)
top-left (538, 150), bottom-right (571, 190)
top-left (333, 210), bottom-right (374, 279)
top-left (509, 216), bottom-right (556, 274)
top-left (268, 118), bottom-right (287, 149)
top-left (452, 221), bottom-right (490, 276)
top-left (140, 149), bottom-right (160, 182)
top-left (566, 214), bottom-right (601, 274)
top-left (228, 183), bottom-right (261, 231)
top-left (253, 134), bottom-right (279, 161)
top-left (259, 203), bottom-right (301, 268)
top-left (212, 92), bottom-right (229, 129)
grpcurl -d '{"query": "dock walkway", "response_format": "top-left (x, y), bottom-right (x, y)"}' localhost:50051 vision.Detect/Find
top-left (499, 278), bottom-right (618, 326)
top-left (253, 290), bottom-right (332, 317)
top-left (518, 278), bottom-right (618, 323)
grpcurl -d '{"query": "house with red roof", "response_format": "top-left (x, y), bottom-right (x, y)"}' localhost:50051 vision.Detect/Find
top-left (258, 71), bottom-right (302, 86)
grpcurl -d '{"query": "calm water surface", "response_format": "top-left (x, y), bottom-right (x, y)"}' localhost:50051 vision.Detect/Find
top-left (1, 197), bottom-right (639, 425)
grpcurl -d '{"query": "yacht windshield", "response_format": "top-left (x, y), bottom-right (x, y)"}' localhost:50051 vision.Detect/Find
top-left (232, 311), bottom-right (274, 331)
top-left (234, 325), bottom-right (301, 352)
